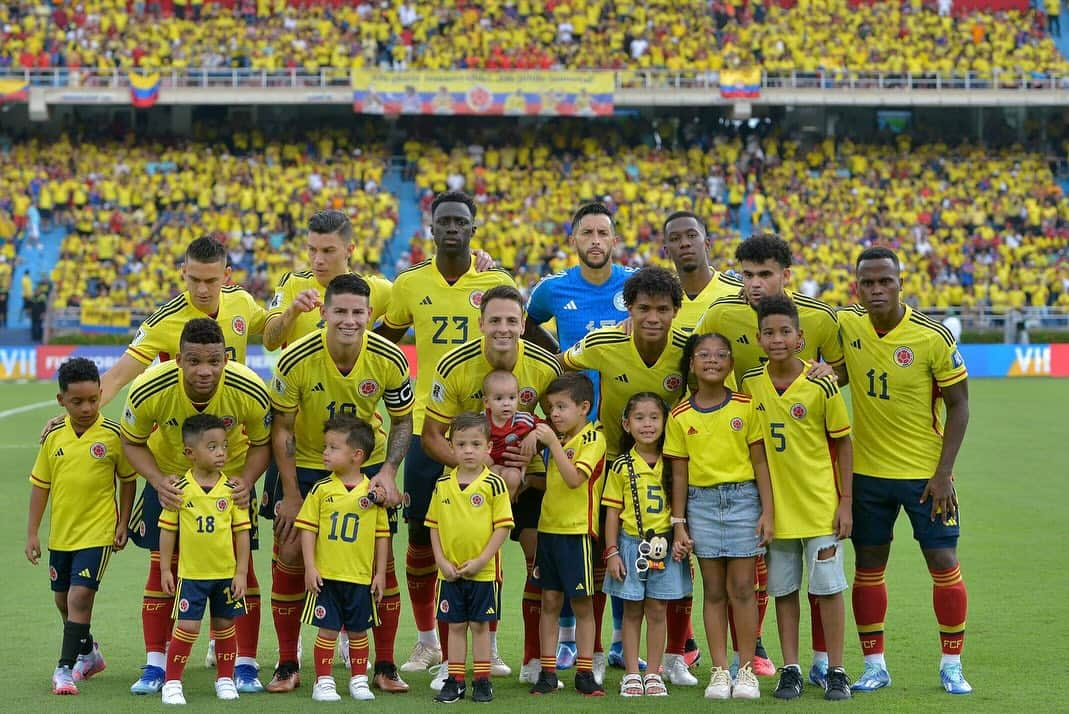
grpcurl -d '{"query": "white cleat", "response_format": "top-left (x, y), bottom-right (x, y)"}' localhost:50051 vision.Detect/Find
top-left (490, 652), bottom-right (512, 677)
top-left (162, 680), bottom-right (186, 705)
top-left (312, 676), bottom-right (342, 702)
top-left (400, 640), bottom-right (442, 673)
top-left (214, 677), bottom-right (239, 701)
top-left (663, 653), bottom-right (699, 686)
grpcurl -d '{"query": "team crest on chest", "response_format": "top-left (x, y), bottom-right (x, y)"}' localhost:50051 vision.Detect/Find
top-left (469, 290), bottom-right (484, 308)
top-left (565, 448), bottom-right (576, 461)
top-left (470, 493), bottom-right (485, 508)
top-left (613, 290), bottom-right (626, 311)
top-left (518, 387), bottom-right (537, 405)
top-left (216, 498), bottom-right (229, 512)
top-left (221, 415), bottom-right (236, 431)
top-left (231, 316), bottom-right (247, 336)
top-left (663, 373), bottom-right (683, 392)
top-left (894, 346), bottom-right (915, 367)
top-left (359, 496), bottom-right (372, 510)
top-left (90, 442), bottom-right (107, 459)
top-left (790, 403), bottom-right (807, 419)
top-left (729, 417), bottom-right (744, 432)
top-left (359, 379), bottom-right (380, 397)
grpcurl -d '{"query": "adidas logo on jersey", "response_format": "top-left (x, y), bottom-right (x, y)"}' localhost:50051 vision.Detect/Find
top-left (185, 501), bottom-right (195, 509)
top-left (166, 418), bottom-right (179, 427)
top-left (614, 374), bottom-right (629, 383)
top-left (574, 583), bottom-right (585, 592)
top-left (312, 382), bottom-right (325, 392)
top-left (485, 606), bottom-right (496, 615)
top-left (687, 426), bottom-right (699, 435)
top-left (756, 404), bottom-right (766, 411)
top-left (851, 339), bottom-right (862, 350)
top-left (420, 296), bottom-right (433, 305)
top-left (442, 498), bottom-right (451, 505)
top-left (563, 300), bottom-right (578, 310)
top-left (54, 448), bottom-right (64, 457)
top-left (736, 335), bottom-right (750, 345)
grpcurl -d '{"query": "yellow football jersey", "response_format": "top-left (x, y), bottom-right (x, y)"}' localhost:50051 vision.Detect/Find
top-left (602, 449), bottom-right (670, 537)
top-left (158, 472), bottom-right (251, 580)
top-left (266, 270), bottom-right (394, 347)
top-left (538, 422), bottom-right (606, 537)
top-left (295, 475), bottom-right (390, 585)
top-left (270, 329), bottom-right (414, 470)
top-left (31, 415), bottom-right (137, 550)
top-left (664, 392), bottom-right (763, 487)
top-left (673, 270), bottom-right (743, 332)
top-left (693, 289), bottom-right (844, 382)
top-left (562, 327), bottom-right (690, 459)
top-left (838, 305), bottom-right (968, 479)
top-left (121, 361), bottom-right (272, 477)
top-left (126, 286), bottom-right (267, 365)
top-left (739, 362), bottom-right (851, 538)
top-left (382, 258), bottom-right (515, 431)
top-left (425, 466), bottom-right (514, 582)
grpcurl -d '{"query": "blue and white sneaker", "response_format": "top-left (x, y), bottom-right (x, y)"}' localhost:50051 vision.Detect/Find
top-left (808, 659), bottom-right (828, 689)
top-left (940, 663), bottom-right (972, 694)
top-left (850, 663), bottom-right (891, 692)
top-left (606, 641), bottom-right (647, 671)
top-left (234, 663), bottom-right (265, 693)
top-left (729, 654), bottom-right (739, 679)
top-left (555, 640), bottom-right (577, 670)
top-left (130, 665), bottom-right (165, 695)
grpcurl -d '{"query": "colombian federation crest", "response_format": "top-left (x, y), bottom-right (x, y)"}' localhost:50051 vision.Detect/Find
top-left (90, 442), bottom-right (107, 459)
top-left (439, 599), bottom-right (450, 614)
top-left (222, 415), bottom-right (236, 430)
top-left (360, 379), bottom-right (380, 397)
top-left (663, 374), bottom-right (683, 392)
top-left (178, 599), bottom-right (190, 613)
top-left (359, 496), bottom-right (372, 510)
top-left (314, 605), bottom-right (327, 619)
top-left (894, 346), bottom-right (915, 367)
top-left (790, 403), bottom-right (807, 419)
top-left (232, 316), bottom-right (247, 336)
top-left (470, 493), bottom-right (485, 508)
top-left (469, 290), bottom-right (484, 308)
top-left (518, 387), bottom-right (537, 405)
top-left (217, 498), bottom-right (229, 512)
top-left (729, 417), bottom-right (744, 432)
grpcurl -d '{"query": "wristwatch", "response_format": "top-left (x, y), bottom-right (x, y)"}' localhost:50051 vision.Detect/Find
top-left (670, 517), bottom-right (687, 526)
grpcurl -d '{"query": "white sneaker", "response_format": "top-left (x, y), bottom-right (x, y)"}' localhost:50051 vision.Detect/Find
top-left (214, 677), bottom-right (239, 701)
top-left (400, 640), bottom-right (442, 673)
top-left (312, 676), bottom-right (341, 702)
top-left (349, 675), bottom-right (375, 701)
top-left (429, 661), bottom-right (448, 691)
top-left (162, 680), bottom-right (186, 705)
top-left (592, 651), bottom-right (607, 686)
top-left (664, 653), bottom-right (699, 686)
top-left (338, 631), bottom-right (351, 668)
top-left (490, 651), bottom-right (512, 677)
top-left (205, 639), bottom-right (216, 668)
top-left (704, 667), bottom-right (732, 700)
top-left (732, 663), bottom-right (760, 699)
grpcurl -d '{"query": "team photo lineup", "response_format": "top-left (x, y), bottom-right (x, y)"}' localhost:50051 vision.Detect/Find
top-left (25, 187), bottom-right (974, 705)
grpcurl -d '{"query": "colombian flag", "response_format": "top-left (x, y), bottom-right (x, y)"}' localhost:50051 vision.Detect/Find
top-left (0, 79), bottom-right (29, 104)
top-left (130, 71), bottom-right (160, 108)
top-left (720, 68), bottom-right (762, 99)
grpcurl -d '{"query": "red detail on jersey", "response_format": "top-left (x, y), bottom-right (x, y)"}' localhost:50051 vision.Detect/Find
top-left (894, 346), bottom-right (915, 367)
top-left (663, 374), bottom-right (683, 392)
top-left (216, 498), bottom-right (229, 512)
top-left (518, 387), bottom-right (537, 405)
top-left (790, 403), bottom-right (807, 419)
top-left (90, 442), bottom-right (107, 459)
top-left (222, 415), bottom-right (236, 430)
top-left (231, 316), bottom-right (247, 336)
top-left (730, 417), bottom-right (744, 431)
top-left (359, 379), bottom-right (379, 397)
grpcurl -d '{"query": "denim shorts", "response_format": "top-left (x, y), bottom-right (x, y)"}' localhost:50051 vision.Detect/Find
top-left (766, 535), bottom-right (848, 597)
top-left (602, 533), bottom-right (693, 602)
top-left (686, 481), bottom-right (765, 559)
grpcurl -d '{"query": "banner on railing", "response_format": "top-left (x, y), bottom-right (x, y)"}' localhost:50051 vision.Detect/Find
top-left (79, 305), bottom-right (133, 334)
top-left (720, 68), bottom-right (761, 99)
top-left (0, 79), bottom-right (29, 104)
top-left (351, 70), bottom-right (613, 116)
top-left (130, 71), bottom-right (160, 108)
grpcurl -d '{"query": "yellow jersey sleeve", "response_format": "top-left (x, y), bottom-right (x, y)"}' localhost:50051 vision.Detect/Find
top-left (601, 462), bottom-right (624, 511)
top-left (424, 480), bottom-right (442, 529)
top-left (126, 296), bottom-right (186, 365)
top-left (934, 337), bottom-right (968, 388)
top-left (426, 348), bottom-right (470, 424)
top-left (294, 486), bottom-right (321, 533)
top-left (825, 385), bottom-right (851, 439)
top-left (266, 271), bottom-right (296, 321)
top-left (29, 430), bottom-right (57, 488)
top-left (382, 271), bottom-right (414, 330)
top-left (491, 480), bottom-right (514, 532)
top-left (158, 506), bottom-right (178, 532)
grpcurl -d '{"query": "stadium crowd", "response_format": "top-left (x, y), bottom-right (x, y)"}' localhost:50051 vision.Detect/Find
top-left (0, 0), bottom-right (1065, 75)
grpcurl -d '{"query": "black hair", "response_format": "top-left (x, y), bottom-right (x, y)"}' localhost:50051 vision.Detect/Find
top-left (179, 317), bottom-right (225, 349)
top-left (618, 391), bottom-right (673, 498)
top-left (182, 413), bottom-right (227, 444)
top-left (480, 285), bottom-right (524, 315)
top-left (735, 234), bottom-right (792, 269)
top-left (856, 246), bottom-right (901, 270)
top-left (571, 202), bottom-right (614, 233)
top-left (679, 332), bottom-right (733, 395)
top-left (185, 235), bottom-right (228, 265)
top-left (57, 357), bottom-right (100, 392)
top-left (431, 191), bottom-right (477, 220)
top-left (755, 294), bottom-right (800, 330)
top-left (324, 273), bottom-right (371, 304)
top-left (308, 209), bottom-right (353, 241)
top-left (662, 210), bottom-right (707, 237)
top-left (323, 414), bottom-right (376, 456)
top-left (622, 266), bottom-right (683, 309)
top-left (448, 411), bottom-right (492, 441)
top-left (545, 372), bottom-right (594, 407)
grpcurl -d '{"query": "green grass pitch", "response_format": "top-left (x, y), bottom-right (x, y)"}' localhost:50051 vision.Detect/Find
top-left (0, 378), bottom-right (1063, 712)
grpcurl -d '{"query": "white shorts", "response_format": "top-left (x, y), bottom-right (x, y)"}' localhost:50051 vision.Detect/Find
top-left (766, 535), bottom-right (848, 598)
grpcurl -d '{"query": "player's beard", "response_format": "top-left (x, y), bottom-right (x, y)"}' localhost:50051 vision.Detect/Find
top-left (579, 248), bottom-right (611, 270)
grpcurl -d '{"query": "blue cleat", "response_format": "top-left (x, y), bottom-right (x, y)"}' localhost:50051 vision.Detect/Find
top-left (851, 663), bottom-right (891, 692)
top-left (606, 642), bottom-right (646, 671)
top-left (940, 663), bottom-right (972, 694)
top-left (130, 665), bottom-right (165, 695)
top-left (555, 640), bottom-right (577, 670)
top-left (808, 659), bottom-right (828, 689)
top-left (235, 663), bottom-right (265, 693)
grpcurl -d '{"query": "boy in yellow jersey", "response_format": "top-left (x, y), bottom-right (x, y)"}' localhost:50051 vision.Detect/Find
top-left (660, 211), bottom-right (742, 332)
top-left (427, 413), bottom-right (514, 704)
top-left (739, 296), bottom-right (853, 702)
top-left (27, 358), bottom-right (137, 696)
top-left (262, 209), bottom-right (393, 351)
top-left (838, 248), bottom-right (971, 696)
top-left (375, 191), bottom-right (513, 675)
top-left (122, 318), bottom-right (272, 696)
top-left (529, 373), bottom-right (607, 697)
top-left (296, 415), bottom-right (390, 703)
top-left (266, 273), bottom-right (414, 694)
top-left (157, 414), bottom-right (251, 705)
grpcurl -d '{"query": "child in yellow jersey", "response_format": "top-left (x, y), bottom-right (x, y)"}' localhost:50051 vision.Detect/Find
top-left (427, 413), bottom-right (514, 704)
top-left (26, 358), bottom-right (137, 696)
top-left (603, 393), bottom-right (692, 698)
top-left (158, 414), bottom-right (251, 705)
top-left (530, 373), bottom-right (607, 697)
top-left (665, 333), bottom-right (773, 701)
top-left (296, 415), bottom-right (389, 703)
top-left (744, 296), bottom-right (853, 702)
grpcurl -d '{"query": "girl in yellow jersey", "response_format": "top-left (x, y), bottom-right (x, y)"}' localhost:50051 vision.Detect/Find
top-left (665, 333), bottom-right (773, 701)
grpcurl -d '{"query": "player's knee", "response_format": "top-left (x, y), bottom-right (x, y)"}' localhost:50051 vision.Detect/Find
top-left (644, 598), bottom-right (666, 622)
top-left (466, 621), bottom-right (488, 635)
top-left (541, 590), bottom-right (564, 611)
top-left (67, 585), bottom-right (96, 615)
top-left (923, 547), bottom-right (958, 572)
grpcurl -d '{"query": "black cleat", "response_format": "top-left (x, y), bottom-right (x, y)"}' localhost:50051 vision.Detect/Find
top-left (434, 676), bottom-right (465, 703)
top-left (825, 667), bottom-right (852, 701)
top-left (471, 677), bottom-right (493, 703)
top-left (574, 670), bottom-right (605, 697)
top-left (529, 670), bottom-right (559, 695)
top-left (774, 666), bottom-right (804, 700)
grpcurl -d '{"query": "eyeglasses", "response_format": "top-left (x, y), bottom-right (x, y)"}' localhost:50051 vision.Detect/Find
top-left (695, 350), bottom-right (731, 361)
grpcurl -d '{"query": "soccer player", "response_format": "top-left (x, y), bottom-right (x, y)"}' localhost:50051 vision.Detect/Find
top-left (838, 247), bottom-right (972, 695)
top-left (27, 357), bottom-right (137, 696)
top-left (660, 210), bottom-right (743, 332)
top-left (374, 191), bottom-right (514, 675)
top-left (427, 413), bottom-right (514, 704)
top-left (267, 273), bottom-right (414, 694)
top-left (559, 265), bottom-right (699, 687)
top-left (694, 233), bottom-right (844, 679)
top-left (739, 295), bottom-right (854, 701)
top-left (157, 414), bottom-right (252, 705)
top-left (421, 284), bottom-right (562, 687)
top-left (121, 318), bottom-right (272, 696)
top-left (296, 415), bottom-right (390, 702)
